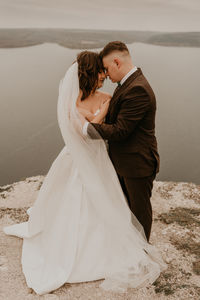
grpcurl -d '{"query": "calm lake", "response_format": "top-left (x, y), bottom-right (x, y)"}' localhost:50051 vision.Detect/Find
top-left (0, 42), bottom-right (199, 185)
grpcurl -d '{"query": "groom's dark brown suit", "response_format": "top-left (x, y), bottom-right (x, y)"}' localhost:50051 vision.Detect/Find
top-left (87, 68), bottom-right (159, 241)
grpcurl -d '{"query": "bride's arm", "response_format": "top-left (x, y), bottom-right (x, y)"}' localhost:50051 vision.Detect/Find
top-left (77, 107), bottom-right (94, 122)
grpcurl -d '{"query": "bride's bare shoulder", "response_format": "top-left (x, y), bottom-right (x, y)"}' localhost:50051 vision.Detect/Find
top-left (97, 91), bottom-right (112, 103)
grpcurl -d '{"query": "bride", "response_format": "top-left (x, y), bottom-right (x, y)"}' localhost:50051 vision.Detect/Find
top-left (3, 51), bottom-right (167, 295)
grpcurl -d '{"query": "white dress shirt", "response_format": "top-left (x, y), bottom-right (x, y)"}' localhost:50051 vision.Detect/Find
top-left (120, 66), bottom-right (137, 85)
top-left (82, 66), bottom-right (138, 136)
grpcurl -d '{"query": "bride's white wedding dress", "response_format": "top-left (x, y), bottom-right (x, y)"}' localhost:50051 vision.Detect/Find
top-left (3, 62), bottom-right (166, 295)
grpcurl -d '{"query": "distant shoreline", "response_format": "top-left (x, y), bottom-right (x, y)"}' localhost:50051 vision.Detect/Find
top-left (0, 28), bottom-right (200, 49)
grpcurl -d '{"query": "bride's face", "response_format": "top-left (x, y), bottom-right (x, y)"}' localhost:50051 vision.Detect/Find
top-left (97, 70), bottom-right (106, 88)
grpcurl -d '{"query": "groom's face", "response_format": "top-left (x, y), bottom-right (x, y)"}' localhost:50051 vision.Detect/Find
top-left (102, 54), bottom-right (121, 83)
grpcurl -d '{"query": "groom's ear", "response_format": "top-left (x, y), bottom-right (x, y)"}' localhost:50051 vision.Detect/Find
top-left (114, 58), bottom-right (121, 69)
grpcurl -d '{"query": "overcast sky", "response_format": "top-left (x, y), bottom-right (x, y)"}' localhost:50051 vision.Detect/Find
top-left (0, 0), bottom-right (200, 31)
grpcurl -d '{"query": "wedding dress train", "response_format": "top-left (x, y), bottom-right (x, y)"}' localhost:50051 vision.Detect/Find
top-left (3, 62), bottom-right (167, 295)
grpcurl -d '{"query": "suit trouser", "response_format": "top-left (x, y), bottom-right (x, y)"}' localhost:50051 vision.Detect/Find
top-left (118, 172), bottom-right (156, 242)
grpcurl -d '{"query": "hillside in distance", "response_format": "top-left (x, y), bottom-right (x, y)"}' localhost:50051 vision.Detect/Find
top-left (0, 28), bottom-right (200, 49)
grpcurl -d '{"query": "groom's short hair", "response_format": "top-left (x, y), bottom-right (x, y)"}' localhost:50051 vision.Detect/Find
top-left (100, 41), bottom-right (129, 58)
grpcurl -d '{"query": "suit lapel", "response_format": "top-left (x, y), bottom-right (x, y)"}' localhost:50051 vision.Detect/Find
top-left (107, 68), bottom-right (143, 118)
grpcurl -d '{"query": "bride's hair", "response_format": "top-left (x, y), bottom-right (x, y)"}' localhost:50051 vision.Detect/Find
top-left (76, 51), bottom-right (104, 100)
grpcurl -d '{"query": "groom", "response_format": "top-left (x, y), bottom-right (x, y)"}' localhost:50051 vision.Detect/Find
top-left (84, 41), bottom-right (159, 241)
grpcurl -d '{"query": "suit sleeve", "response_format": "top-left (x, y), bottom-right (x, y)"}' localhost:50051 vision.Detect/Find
top-left (87, 87), bottom-right (150, 142)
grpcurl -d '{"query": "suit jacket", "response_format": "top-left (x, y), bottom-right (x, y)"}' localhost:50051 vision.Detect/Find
top-left (88, 68), bottom-right (160, 178)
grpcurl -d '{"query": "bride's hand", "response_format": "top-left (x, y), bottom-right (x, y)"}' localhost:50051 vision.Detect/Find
top-left (100, 99), bottom-right (111, 116)
top-left (91, 97), bottom-right (111, 124)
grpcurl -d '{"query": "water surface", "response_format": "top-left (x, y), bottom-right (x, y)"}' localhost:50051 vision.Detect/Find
top-left (0, 43), bottom-right (199, 185)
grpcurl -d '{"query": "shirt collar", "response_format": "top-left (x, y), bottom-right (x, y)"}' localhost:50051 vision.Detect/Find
top-left (120, 66), bottom-right (138, 85)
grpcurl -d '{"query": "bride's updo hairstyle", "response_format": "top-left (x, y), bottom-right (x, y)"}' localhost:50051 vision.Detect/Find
top-left (77, 51), bottom-right (104, 100)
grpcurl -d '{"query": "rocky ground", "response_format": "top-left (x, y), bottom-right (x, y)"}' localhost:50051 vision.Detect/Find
top-left (0, 176), bottom-right (200, 300)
